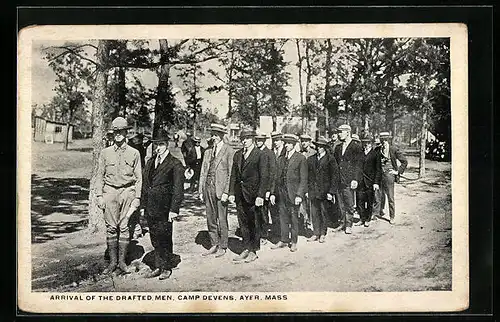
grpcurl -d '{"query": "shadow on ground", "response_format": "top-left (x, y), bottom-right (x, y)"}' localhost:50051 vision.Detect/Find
top-left (31, 174), bottom-right (90, 244)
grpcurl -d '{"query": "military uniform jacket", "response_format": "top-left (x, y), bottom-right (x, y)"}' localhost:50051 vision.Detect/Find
top-left (229, 146), bottom-right (268, 204)
top-left (142, 153), bottom-right (185, 217)
top-left (333, 140), bottom-right (364, 188)
top-left (307, 152), bottom-right (340, 200)
top-left (274, 151), bottom-right (308, 202)
top-left (360, 147), bottom-right (382, 189)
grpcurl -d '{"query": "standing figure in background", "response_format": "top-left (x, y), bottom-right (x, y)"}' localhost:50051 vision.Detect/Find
top-left (198, 123), bottom-right (234, 258)
top-left (333, 124), bottom-right (363, 235)
top-left (270, 132), bottom-right (285, 238)
top-left (96, 117), bottom-right (142, 275)
top-left (270, 134), bottom-right (308, 253)
top-left (229, 129), bottom-right (268, 263)
top-left (190, 137), bottom-right (205, 192)
top-left (299, 134), bottom-right (315, 232)
top-left (374, 131), bottom-right (408, 225)
top-left (141, 129), bottom-right (185, 280)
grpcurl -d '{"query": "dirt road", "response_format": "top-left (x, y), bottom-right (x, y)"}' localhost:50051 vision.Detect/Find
top-left (30, 141), bottom-right (451, 292)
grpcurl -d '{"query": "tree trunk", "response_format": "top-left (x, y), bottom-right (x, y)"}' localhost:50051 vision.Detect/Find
top-left (153, 40), bottom-right (172, 137)
top-left (296, 40), bottom-right (305, 131)
top-left (226, 45), bottom-right (236, 120)
top-left (272, 114), bottom-right (277, 132)
top-left (64, 122), bottom-right (70, 150)
top-left (118, 67), bottom-right (126, 116)
top-left (88, 40), bottom-right (109, 234)
top-left (419, 108), bottom-right (427, 178)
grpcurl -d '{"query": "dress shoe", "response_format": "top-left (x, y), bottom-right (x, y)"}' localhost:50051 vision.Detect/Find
top-left (290, 243), bottom-right (298, 252)
top-left (145, 268), bottom-right (161, 278)
top-left (371, 215), bottom-right (378, 221)
top-left (214, 248), bottom-right (226, 258)
top-left (364, 221), bottom-right (370, 227)
top-left (158, 269), bottom-right (172, 280)
top-left (260, 238), bottom-right (268, 245)
top-left (319, 235), bottom-right (326, 243)
top-left (354, 221), bottom-right (364, 226)
top-left (345, 227), bottom-right (352, 234)
top-left (389, 218), bottom-right (395, 225)
top-left (333, 225), bottom-right (345, 232)
top-left (307, 235), bottom-right (319, 242)
top-left (232, 249), bottom-right (249, 262)
top-left (270, 241), bottom-right (287, 249)
top-left (202, 246), bottom-right (217, 256)
top-left (244, 252), bottom-right (258, 263)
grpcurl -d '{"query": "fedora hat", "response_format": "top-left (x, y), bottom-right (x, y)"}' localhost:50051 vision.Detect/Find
top-left (151, 129), bottom-right (171, 143)
top-left (360, 133), bottom-right (374, 142)
top-left (282, 133), bottom-right (299, 143)
top-left (240, 128), bottom-right (257, 138)
top-left (300, 134), bottom-right (312, 141)
top-left (111, 117), bottom-right (132, 131)
top-left (209, 123), bottom-right (227, 134)
top-left (314, 136), bottom-right (329, 147)
top-left (255, 131), bottom-right (268, 140)
top-left (379, 131), bottom-right (392, 139)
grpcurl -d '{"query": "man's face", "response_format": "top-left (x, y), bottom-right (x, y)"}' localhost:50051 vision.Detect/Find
top-left (155, 141), bottom-right (168, 155)
top-left (142, 137), bottom-right (150, 145)
top-left (195, 141), bottom-right (200, 146)
top-left (338, 130), bottom-right (349, 141)
top-left (211, 132), bottom-right (222, 145)
top-left (317, 145), bottom-right (325, 154)
top-left (363, 141), bottom-right (372, 150)
top-left (114, 129), bottom-right (127, 144)
top-left (332, 133), bottom-right (338, 141)
top-left (273, 139), bottom-right (283, 149)
top-left (284, 141), bottom-right (295, 152)
top-left (301, 140), bottom-right (310, 150)
top-left (241, 137), bottom-right (253, 148)
top-left (256, 139), bottom-right (265, 148)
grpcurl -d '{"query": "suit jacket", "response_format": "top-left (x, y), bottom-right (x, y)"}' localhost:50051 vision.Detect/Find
top-left (199, 143), bottom-right (234, 199)
top-left (229, 146), bottom-right (268, 204)
top-left (274, 151), bottom-right (308, 201)
top-left (142, 153), bottom-right (185, 218)
top-left (381, 145), bottom-right (408, 182)
top-left (259, 146), bottom-right (277, 193)
top-left (361, 147), bottom-right (382, 189)
top-left (307, 152), bottom-right (339, 199)
top-left (333, 140), bottom-right (364, 188)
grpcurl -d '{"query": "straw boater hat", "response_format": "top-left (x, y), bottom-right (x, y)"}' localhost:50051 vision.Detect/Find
top-left (239, 128), bottom-right (257, 139)
top-left (314, 136), bottom-right (329, 147)
top-left (379, 131), bottom-right (392, 139)
top-left (209, 123), bottom-right (228, 134)
top-left (271, 131), bottom-right (282, 140)
top-left (193, 136), bottom-right (201, 143)
top-left (255, 132), bottom-right (268, 140)
top-left (111, 117), bottom-right (132, 131)
top-left (300, 134), bottom-right (313, 142)
top-left (281, 134), bottom-right (299, 143)
top-left (337, 124), bottom-right (351, 132)
top-left (151, 129), bottom-right (171, 143)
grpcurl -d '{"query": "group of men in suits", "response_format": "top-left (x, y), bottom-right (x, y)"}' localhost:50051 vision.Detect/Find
top-left (197, 122), bottom-right (408, 263)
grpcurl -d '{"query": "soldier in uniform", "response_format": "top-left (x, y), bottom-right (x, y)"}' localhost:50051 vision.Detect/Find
top-left (96, 117), bottom-right (142, 275)
top-left (141, 129), bottom-right (185, 280)
top-left (270, 134), bottom-right (308, 252)
top-left (306, 136), bottom-right (340, 242)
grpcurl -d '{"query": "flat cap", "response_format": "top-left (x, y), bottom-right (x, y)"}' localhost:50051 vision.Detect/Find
top-left (337, 124), bottom-right (351, 132)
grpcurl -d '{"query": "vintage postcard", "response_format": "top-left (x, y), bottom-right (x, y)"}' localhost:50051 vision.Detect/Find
top-left (18, 23), bottom-right (468, 313)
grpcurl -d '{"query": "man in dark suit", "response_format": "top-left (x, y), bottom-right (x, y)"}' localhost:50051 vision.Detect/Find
top-left (229, 129), bottom-right (268, 263)
top-left (189, 136), bottom-right (205, 192)
top-left (255, 132), bottom-right (276, 244)
top-left (269, 132), bottom-right (285, 237)
top-left (374, 131), bottom-right (408, 225)
top-left (355, 133), bottom-right (382, 228)
top-left (141, 129), bottom-right (185, 280)
top-left (270, 134), bottom-right (308, 252)
top-left (198, 123), bottom-right (234, 258)
top-left (306, 136), bottom-right (340, 243)
top-left (333, 124), bottom-right (363, 235)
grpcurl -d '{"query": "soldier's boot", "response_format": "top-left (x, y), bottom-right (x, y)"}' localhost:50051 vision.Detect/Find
top-left (102, 240), bottom-right (118, 275)
top-left (117, 241), bottom-right (133, 275)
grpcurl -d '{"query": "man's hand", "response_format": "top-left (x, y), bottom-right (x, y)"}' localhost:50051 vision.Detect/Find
top-left (350, 180), bottom-right (358, 190)
top-left (169, 212), bottom-right (180, 221)
top-left (294, 196), bottom-right (302, 206)
top-left (184, 168), bottom-right (194, 180)
top-left (326, 193), bottom-right (333, 201)
top-left (228, 195), bottom-right (235, 204)
top-left (221, 193), bottom-right (229, 203)
top-left (265, 191), bottom-right (270, 200)
top-left (199, 193), bottom-right (204, 202)
top-left (389, 169), bottom-right (399, 176)
top-left (305, 192), bottom-right (309, 199)
top-left (373, 184), bottom-right (380, 191)
top-left (131, 198), bottom-right (141, 209)
top-left (97, 196), bottom-right (105, 209)
top-left (270, 195), bottom-right (276, 205)
top-left (255, 197), bottom-right (264, 207)
top-left (140, 209), bottom-right (145, 217)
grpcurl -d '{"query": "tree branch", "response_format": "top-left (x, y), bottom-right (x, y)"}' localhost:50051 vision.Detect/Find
top-left (47, 46), bottom-right (99, 66)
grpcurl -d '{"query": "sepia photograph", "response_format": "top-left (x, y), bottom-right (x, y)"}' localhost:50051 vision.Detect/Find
top-left (18, 23), bottom-right (468, 313)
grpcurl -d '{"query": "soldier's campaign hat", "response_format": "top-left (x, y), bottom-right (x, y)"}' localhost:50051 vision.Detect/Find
top-left (209, 123), bottom-right (228, 134)
top-left (151, 129), bottom-right (171, 143)
top-left (282, 133), bottom-right (299, 143)
top-left (300, 134), bottom-right (313, 141)
top-left (352, 134), bottom-right (361, 142)
top-left (240, 128), bottom-right (257, 139)
top-left (379, 131), bottom-right (392, 139)
top-left (193, 136), bottom-right (201, 143)
top-left (111, 117), bottom-right (132, 131)
top-left (255, 132), bottom-right (268, 140)
top-left (360, 133), bottom-right (374, 142)
top-left (314, 136), bottom-right (329, 147)
top-left (337, 124), bottom-right (351, 132)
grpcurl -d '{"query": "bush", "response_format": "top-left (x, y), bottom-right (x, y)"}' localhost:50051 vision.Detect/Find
top-left (425, 139), bottom-right (450, 161)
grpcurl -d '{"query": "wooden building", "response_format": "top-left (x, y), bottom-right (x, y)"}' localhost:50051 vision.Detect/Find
top-left (33, 116), bottom-right (74, 143)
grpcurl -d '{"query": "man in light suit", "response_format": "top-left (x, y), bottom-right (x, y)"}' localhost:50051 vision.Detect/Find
top-left (229, 128), bottom-right (268, 263)
top-left (198, 123), bottom-right (234, 258)
top-left (270, 134), bottom-right (308, 252)
top-left (141, 129), bottom-right (185, 280)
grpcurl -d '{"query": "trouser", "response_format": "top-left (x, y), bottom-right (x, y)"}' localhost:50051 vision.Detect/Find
top-left (278, 192), bottom-right (300, 244)
top-left (236, 200), bottom-right (260, 253)
top-left (204, 179), bottom-right (228, 249)
top-left (256, 201), bottom-right (270, 240)
top-left (356, 186), bottom-right (374, 223)
top-left (269, 203), bottom-right (281, 237)
top-left (379, 172), bottom-right (396, 219)
top-left (337, 187), bottom-right (356, 228)
top-left (299, 200), bottom-right (311, 228)
top-left (146, 213), bottom-right (173, 270)
top-left (310, 198), bottom-right (329, 236)
top-left (103, 184), bottom-right (135, 243)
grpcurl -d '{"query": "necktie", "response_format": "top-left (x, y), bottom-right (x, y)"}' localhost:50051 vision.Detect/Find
top-left (243, 147), bottom-right (248, 159)
top-left (155, 155), bottom-right (161, 169)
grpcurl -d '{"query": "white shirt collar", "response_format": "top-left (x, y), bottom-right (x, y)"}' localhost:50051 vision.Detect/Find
top-left (156, 150), bottom-right (169, 164)
top-left (318, 150), bottom-right (326, 159)
top-left (287, 149), bottom-right (295, 159)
